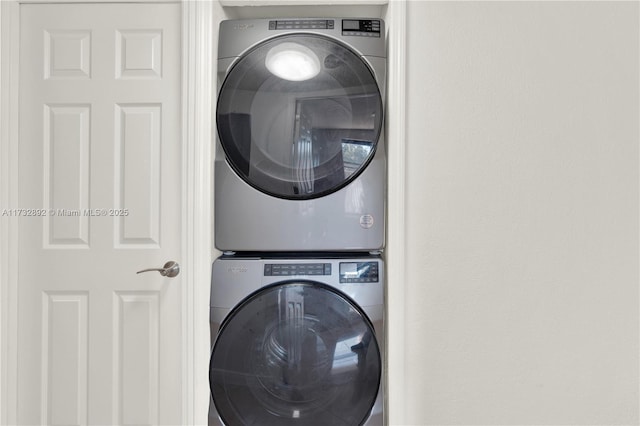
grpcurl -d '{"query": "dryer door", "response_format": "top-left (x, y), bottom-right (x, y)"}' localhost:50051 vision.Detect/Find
top-left (217, 34), bottom-right (383, 200)
top-left (209, 281), bottom-right (381, 426)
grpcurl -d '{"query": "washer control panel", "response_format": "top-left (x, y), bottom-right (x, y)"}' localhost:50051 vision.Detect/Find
top-left (339, 262), bottom-right (379, 283)
top-left (264, 263), bottom-right (332, 276)
top-left (262, 261), bottom-right (380, 282)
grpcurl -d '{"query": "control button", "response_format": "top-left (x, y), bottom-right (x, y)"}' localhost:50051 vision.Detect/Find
top-left (273, 19), bottom-right (332, 30)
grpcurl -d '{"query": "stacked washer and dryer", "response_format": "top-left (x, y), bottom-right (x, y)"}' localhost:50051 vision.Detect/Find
top-left (210, 18), bottom-right (387, 426)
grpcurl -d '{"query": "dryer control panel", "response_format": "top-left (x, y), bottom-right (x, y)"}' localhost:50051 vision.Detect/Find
top-left (268, 19), bottom-right (334, 30)
top-left (342, 19), bottom-right (381, 37)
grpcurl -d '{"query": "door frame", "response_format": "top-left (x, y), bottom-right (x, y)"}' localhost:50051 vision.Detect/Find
top-left (0, 0), bottom-right (214, 424)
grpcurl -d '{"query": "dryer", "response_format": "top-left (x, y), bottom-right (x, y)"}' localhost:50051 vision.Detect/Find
top-left (215, 18), bottom-right (386, 252)
top-left (209, 255), bottom-right (384, 425)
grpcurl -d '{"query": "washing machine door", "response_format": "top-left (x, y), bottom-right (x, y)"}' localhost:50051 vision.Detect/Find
top-left (217, 34), bottom-right (383, 200)
top-left (209, 281), bottom-right (381, 426)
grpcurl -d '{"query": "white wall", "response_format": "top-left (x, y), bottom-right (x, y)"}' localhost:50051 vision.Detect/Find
top-left (402, 2), bottom-right (639, 424)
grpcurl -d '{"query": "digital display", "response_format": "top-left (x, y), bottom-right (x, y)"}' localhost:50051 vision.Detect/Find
top-left (339, 262), bottom-right (379, 283)
top-left (340, 262), bottom-right (359, 277)
top-left (342, 20), bottom-right (361, 30)
top-left (342, 20), bottom-right (381, 37)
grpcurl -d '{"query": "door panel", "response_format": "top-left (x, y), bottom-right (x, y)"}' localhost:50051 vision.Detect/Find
top-left (18, 4), bottom-right (181, 425)
top-left (216, 34), bottom-right (383, 200)
top-left (210, 282), bottom-right (381, 426)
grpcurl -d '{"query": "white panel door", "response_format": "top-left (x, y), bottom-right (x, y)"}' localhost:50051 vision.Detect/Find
top-left (18, 3), bottom-right (182, 425)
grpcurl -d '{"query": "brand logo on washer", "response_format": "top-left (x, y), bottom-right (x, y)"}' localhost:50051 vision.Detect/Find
top-left (228, 267), bottom-right (248, 274)
top-left (233, 24), bottom-right (254, 30)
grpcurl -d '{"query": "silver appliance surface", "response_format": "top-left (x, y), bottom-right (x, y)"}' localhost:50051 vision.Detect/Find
top-left (215, 18), bottom-right (387, 252)
top-left (209, 255), bottom-right (384, 426)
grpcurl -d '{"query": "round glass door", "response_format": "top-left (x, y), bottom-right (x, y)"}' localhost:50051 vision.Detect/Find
top-left (217, 35), bottom-right (383, 199)
top-left (209, 282), bottom-right (381, 425)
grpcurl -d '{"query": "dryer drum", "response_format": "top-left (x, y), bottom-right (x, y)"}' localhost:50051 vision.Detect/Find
top-left (209, 282), bottom-right (382, 426)
top-left (216, 34), bottom-right (383, 200)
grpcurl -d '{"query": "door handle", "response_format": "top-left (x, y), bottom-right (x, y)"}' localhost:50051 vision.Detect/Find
top-left (136, 261), bottom-right (180, 278)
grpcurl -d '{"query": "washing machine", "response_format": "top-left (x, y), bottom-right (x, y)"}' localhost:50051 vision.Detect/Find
top-left (209, 254), bottom-right (384, 425)
top-left (215, 18), bottom-right (386, 252)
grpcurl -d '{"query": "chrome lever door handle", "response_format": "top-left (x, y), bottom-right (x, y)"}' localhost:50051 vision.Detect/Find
top-left (136, 261), bottom-right (180, 278)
